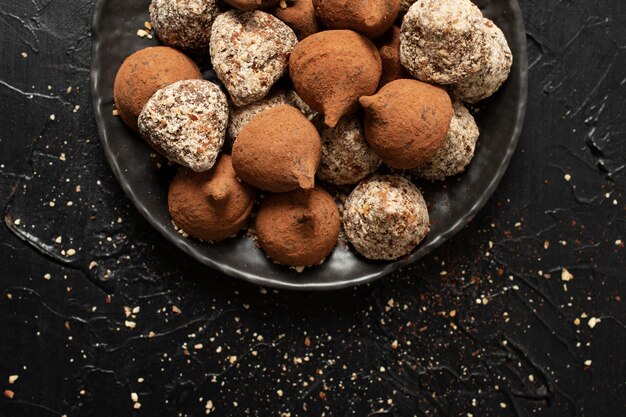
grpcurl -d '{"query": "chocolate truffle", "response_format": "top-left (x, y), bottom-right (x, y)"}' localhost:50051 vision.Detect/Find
top-left (138, 79), bottom-right (228, 172)
top-left (316, 114), bottom-right (381, 185)
top-left (399, 0), bottom-right (489, 85)
top-left (312, 0), bottom-right (400, 39)
top-left (289, 30), bottom-right (382, 128)
top-left (273, 0), bottom-right (321, 40)
top-left (255, 186), bottom-right (340, 267)
top-left (226, 90), bottom-right (316, 148)
top-left (359, 79), bottom-right (453, 169)
top-left (414, 101), bottom-right (479, 180)
top-left (451, 19), bottom-right (513, 103)
top-left (224, 0), bottom-right (280, 10)
top-left (168, 155), bottom-right (255, 242)
top-left (210, 10), bottom-right (298, 106)
top-left (232, 105), bottom-right (321, 192)
top-left (375, 26), bottom-right (409, 87)
top-left (343, 175), bottom-right (429, 260)
top-left (113, 46), bottom-right (202, 131)
top-left (149, 0), bottom-right (220, 54)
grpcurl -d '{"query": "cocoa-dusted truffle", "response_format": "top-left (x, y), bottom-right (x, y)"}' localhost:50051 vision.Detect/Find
top-left (113, 46), bottom-right (202, 131)
top-left (312, 0), bottom-right (400, 39)
top-left (224, 0), bottom-right (280, 10)
top-left (289, 30), bottom-right (382, 128)
top-left (273, 0), bottom-right (321, 40)
top-left (400, 0), bottom-right (489, 85)
top-left (210, 10), bottom-right (298, 106)
top-left (149, 0), bottom-right (220, 54)
top-left (375, 26), bottom-right (409, 87)
top-left (359, 79), bottom-right (453, 169)
top-left (343, 175), bottom-right (429, 260)
top-left (138, 79), bottom-right (228, 172)
top-left (168, 155), bottom-right (255, 242)
top-left (255, 186), bottom-right (340, 267)
top-left (451, 19), bottom-right (513, 103)
top-left (316, 114), bottom-right (381, 185)
top-left (414, 101), bottom-right (479, 180)
top-left (232, 105), bottom-right (321, 192)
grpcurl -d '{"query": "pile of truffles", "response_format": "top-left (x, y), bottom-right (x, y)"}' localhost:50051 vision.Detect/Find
top-left (113, 0), bottom-right (512, 269)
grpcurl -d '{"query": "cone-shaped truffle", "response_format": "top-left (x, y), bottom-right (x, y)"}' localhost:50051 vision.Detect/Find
top-left (360, 79), bottom-right (453, 169)
top-left (289, 30), bottom-right (382, 128)
top-left (273, 0), bottom-right (321, 40)
top-left (312, 0), bottom-right (400, 39)
top-left (256, 186), bottom-right (340, 267)
top-left (232, 105), bottom-right (322, 192)
top-left (168, 155), bottom-right (255, 242)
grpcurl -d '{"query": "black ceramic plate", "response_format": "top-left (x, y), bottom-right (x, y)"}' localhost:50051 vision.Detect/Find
top-left (91, 0), bottom-right (528, 291)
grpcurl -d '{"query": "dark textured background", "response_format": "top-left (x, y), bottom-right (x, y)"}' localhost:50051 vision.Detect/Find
top-left (0, 0), bottom-right (624, 416)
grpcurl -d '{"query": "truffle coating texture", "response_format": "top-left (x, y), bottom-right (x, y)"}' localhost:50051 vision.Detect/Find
top-left (113, 46), bottom-right (202, 131)
top-left (312, 0), bottom-right (400, 39)
top-left (168, 155), bottom-right (255, 242)
top-left (210, 10), bottom-right (298, 107)
top-left (359, 79), bottom-right (453, 169)
top-left (414, 101), bottom-right (479, 180)
top-left (399, 0), bottom-right (489, 85)
top-left (289, 30), bottom-right (382, 128)
top-left (256, 186), bottom-right (340, 266)
top-left (232, 105), bottom-right (322, 192)
top-left (138, 79), bottom-right (228, 172)
top-left (343, 175), bottom-right (429, 260)
top-left (375, 26), bottom-right (410, 87)
top-left (273, 0), bottom-right (321, 40)
top-left (224, 0), bottom-right (280, 10)
top-left (149, 0), bottom-right (220, 54)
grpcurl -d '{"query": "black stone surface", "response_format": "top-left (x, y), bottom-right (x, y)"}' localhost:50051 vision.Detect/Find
top-left (0, 1), bottom-right (624, 416)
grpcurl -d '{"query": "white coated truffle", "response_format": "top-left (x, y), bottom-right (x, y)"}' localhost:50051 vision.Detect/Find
top-left (399, 0), bottom-right (489, 85)
top-left (138, 80), bottom-right (228, 172)
top-left (414, 101), bottom-right (479, 180)
top-left (210, 10), bottom-right (298, 106)
top-left (343, 175), bottom-right (430, 260)
top-left (451, 19), bottom-right (513, 103)
top-left (316, 114), bottom-right (381, 185)
top-left (149, 0), bottom-right (220, 54)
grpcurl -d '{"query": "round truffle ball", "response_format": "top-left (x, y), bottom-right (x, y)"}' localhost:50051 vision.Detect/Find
top-left (312, 0), bottom-right (400, 39)
top-left (168, 155), bottom-right (256, 242)
top-left (273, 0), bottom-right (321, 40)
top-left (399, 0), bottom-right (489, 85)
top-left (210, 10), bottom-right (298, 107)
top-left (451, 19), bottom-right (513, 103)
top-left (290, 30), bottom-right (382, 128)
top-left (232, 105), bottom-right (322, 192)
top-left (359, 79), bottom-right (453, 169)
top-left (138, 79), bottom-right (228, 172)
top-left (224, 0), bottom-right (280, 10)
top-left (375, 26), bottom-right (409, 87)
top-left (256, 186), bottom-right (340, 267)
top-left (343, 175), bottom-right (429, 260)
top-left (414, 101), bottom-right (479, 180)
top-left (113, 46), bottom-right (202, 131)
top-left (149, 0), bottom-right (221, 54)
top-left (316, 114), bottom-right (381, 185)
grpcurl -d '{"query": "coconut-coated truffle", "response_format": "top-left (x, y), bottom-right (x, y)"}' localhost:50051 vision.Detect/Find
top-left (224, 0), bottom-right (280, 10)
top-left (290, 30), bottom-right (382, 128)
top-left (232, 105), bottom-right (322, 192)
top-left (113, 46), bottom-right (202, 131)
top-left (343, 175), bottom-right (429, 260)
top-left (273, 0), bottom-right (321, 40)
top-left (312, 0), bottom-right (400, 39)
top-left (210, 10), bottom-right (298, 107)
top-left (138, 79), bottom-right (228, 172)
top-left (256, 186), bottom-right (340, 267)
top-left (414, 101), bottom-right (479, 180)
top-left (375, 26), bottom-right (409, 87)
top-left (168, 155), bottom-right (255, 242)
top-left (451, 19), bottom-right (513, 103)
top-left (316, 114), bottom-right (381, 185)
top-left (359, 79), bottom-right (453, 169)
top-left (399, 0), bottom-right (489, 85)
top-left (149, 0), bottom-right (220, 54)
